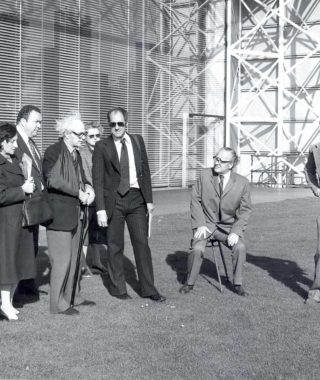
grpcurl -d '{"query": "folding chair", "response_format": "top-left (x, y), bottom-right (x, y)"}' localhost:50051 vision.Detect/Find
top-left (205, 239), bottom-right (229, 292)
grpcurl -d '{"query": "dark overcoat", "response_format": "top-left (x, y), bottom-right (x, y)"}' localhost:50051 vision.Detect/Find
top-left (43, 140), bottom-right (87, 231)
top-left (0, 155), bottom-right (36, 284)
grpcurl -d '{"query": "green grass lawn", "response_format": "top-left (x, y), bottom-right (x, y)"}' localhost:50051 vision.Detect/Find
top-left (1, 197), bottom-right (320, 379)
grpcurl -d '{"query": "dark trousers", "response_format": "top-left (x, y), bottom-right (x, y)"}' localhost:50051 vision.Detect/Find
top-left (106, 188), bottom-right (157, 297)
top-left (47, 223), bottom-right (84, 313)
top-left (17, 225), bottom-right (39, 293)
top-left (187, 228), bottom-right (247, 286)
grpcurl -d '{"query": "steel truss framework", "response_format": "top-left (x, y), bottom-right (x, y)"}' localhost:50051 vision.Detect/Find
top-left (146, 0), bottom-right (225, 187)
top-left (226, 0), bottom-right (320, 186)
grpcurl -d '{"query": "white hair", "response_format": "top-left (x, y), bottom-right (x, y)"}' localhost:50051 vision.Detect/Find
top-left (55, 110), bottom-right (82, 137)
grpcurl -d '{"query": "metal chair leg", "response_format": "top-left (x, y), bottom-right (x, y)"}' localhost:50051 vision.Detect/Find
top-left (217, 241), bottom-right (229, 283)
top-left (211, 246), bottom-right (223, 292)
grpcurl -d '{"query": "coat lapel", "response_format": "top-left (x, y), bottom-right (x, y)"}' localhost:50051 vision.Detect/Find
top-left (210, 169), bottom-right (220, 196)
top-left (129, 134), bottom-right (142, 175)
top-left (106, 136), bottom-right (120, 174)
top-left (17, 133), bottom-right (41, 174)
top-left (0, 155), bottom-right (24, 176)
top-left (222, 172), bottom-right (236, 198)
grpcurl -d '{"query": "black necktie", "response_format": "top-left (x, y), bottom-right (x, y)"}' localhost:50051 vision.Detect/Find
top-left (118, 138), bottom-right (130, 196)
top-left (29, 139), bottom-right (41, 170)
top-left (219, 175), bottom-right (224, 197)
top-left (72, 149), bottom-right (84, 191)
top-left (219, 175), bottom-right (224, 221)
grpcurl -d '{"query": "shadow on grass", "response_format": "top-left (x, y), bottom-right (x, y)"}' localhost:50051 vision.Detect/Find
top-left (100, 256), bottom-right (141, 295)
top-left (166, 251), bottom-right (225, 288)
top-left (247, 253), bottom-right (312, 299)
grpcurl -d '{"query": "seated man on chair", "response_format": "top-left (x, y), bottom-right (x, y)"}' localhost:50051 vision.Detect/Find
top-left (179, 147), bottom-right (252, 296)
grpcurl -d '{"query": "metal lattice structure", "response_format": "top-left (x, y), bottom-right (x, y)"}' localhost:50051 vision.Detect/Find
top-left (146, 0), bottom-right (225, 187)
top-left (226, 0), bottom-right (320, 186)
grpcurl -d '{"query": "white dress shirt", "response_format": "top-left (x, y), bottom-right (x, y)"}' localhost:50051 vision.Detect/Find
top-left (16, 125), bottom-right (41, 162)
top-left (219, 170), bottom-right (231, 190)
top-left (113, 133), bottom-right (139, 189)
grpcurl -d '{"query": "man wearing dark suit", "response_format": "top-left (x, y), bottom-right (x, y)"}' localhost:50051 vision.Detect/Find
top-left (305, 144), bottom-right (320, 303)
top-left (179, 147), bottom-right (252, 296)
top-left (92, 107), bottom-right (165, 302)
top-left (15, 105), bottom-right (43, 297)
top-left (43, 112), bottom-right (95, 315)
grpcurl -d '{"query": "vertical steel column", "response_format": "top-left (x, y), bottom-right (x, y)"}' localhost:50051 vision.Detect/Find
top-left (182, 112), bottom-right (189, 188)
top-left (225, 0), bottom-right (232, 147)
top-left (276, 0), bottom-right (285, 186)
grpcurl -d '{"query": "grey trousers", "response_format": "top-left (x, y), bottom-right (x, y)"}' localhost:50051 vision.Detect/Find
top-left (47, 223), bottom-right (84, 313)
top-left (187, 228), bottom-right (247, 286)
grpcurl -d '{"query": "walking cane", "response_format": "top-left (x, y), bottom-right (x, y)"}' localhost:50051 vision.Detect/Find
top-left (70, 205), bottom-right (88, 308)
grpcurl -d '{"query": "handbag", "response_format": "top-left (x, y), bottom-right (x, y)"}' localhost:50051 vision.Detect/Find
top-left (22, 193), bottom-right (53, 227)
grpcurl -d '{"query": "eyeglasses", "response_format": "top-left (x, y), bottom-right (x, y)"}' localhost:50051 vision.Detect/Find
top-left (110, 122), bottom-right (125, 128)
top-left (88, 133), bottom-right (101, 139)
top-left (72, 131), bottom-right (87, 139)
top-left (213, 156), bottom-right (232, 164)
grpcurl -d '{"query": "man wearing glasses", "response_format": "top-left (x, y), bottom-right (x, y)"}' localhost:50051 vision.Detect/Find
top-left (43, 112), bottom-right (95, 315)
top-left (92, 107), bottom-right (165, 302)
top-left (179, 147), bottom-right (252, 296)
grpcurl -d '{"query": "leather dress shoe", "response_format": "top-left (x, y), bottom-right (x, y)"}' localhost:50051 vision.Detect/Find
top-left (90, 265), bottom-right (108, 275)
top-left (78, 300), bottom-right (96, 307)
top-left (114, 293), bottom-right (132, 300)
top-left (58, 307), bottom-right (79, 315)
top-left (179, 284), bottom-right (194, 294)
top-left (148, 293), bottom-right (166, 302)
top-left (233, 285), bottom-right (248, 297)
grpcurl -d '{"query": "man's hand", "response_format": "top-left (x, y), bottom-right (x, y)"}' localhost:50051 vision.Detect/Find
top-left (194, 226), bottom-right (212, 239)
top-left (146, 203), bottom-right (154, 215)
top-left (79, 190), bottom-right (89, 204)
top-left (227, 233), bottom-right (239, 247)
top-left (97, 210), bottom-right (108, 227)
top-left (85, 185), bottom-right (95, 205)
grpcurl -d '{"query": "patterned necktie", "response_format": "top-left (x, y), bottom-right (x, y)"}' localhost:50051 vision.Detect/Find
top-left (219, 175), bottom-right (224, 197)
top-left (117, 138), bottom-right (130, 196)
top-left (29, 139), bottom-right (41, 170)
top-left (72, 149), bottom-right (84, 191)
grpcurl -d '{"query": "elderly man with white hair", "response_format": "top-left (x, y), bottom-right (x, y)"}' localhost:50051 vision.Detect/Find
top-left (43, 112), bottom-right (95, 315)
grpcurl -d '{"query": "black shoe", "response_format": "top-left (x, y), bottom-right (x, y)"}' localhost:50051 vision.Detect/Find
top-left (90, 265), bottom-right (108, 275)
top-left (114, 293), bottom-right (132, 300)
top-left (58, 307), bottom-right (79, 315)
top-left (233, 285), bottom-right (248, 297)
top-left (78, 300), bottom-right (96, 307)
top-left (179, 284), bottom-right (194, 294)
top-left (148, 293), bottom-right (166, 302)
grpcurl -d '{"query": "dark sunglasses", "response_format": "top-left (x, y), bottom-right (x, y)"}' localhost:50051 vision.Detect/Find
top-left (110, 122), bottom-right (125, 128)
top-left (72, 131), bottom-right (87, 138)
top-left (88, 133), bottom-right (101, 139)
top-left (213, 156), bottom-right (232, 164)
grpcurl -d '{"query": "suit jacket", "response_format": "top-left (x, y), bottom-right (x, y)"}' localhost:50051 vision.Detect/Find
top-left (191, 168), bottom-right (252, 238)
top-left (305, 144), bottom-right (320, 195)
top-left (92, 134), bottom-right (153, 219)
top-left (15, 133), bottom-right (44, 197)
top-left (43, 140), bottom-right (87, 231)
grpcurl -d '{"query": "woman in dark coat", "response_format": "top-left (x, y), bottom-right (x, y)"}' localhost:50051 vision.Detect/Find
top-left (0, 123), bottom-right (35, 321)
